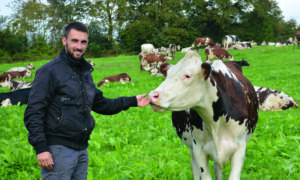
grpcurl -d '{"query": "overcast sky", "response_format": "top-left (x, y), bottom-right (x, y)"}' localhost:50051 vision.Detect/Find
top-left (0, 0), bottom-right (300, 25)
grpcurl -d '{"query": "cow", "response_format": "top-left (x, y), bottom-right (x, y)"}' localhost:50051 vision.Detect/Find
top-left (205, 47), bottom-right (234, 61)
top-left (0, 78), bottom-right (12, 88)
top-left (238, 42), bottom-right (252, 49)
top-left (7, 63), bottom-right (35, 72)
top-left (149, 51), bottom-right (258, 180)
top-left (194, 37), bottom-right (215, 51)
top-left (294, 33), bottom-right (300, 49)
top-left (254, 86), bottom-right (298, 111)
top-left (0, 88), bottom-right (31, 106)
top-left (0, 79), bottom-right (32, 91)
top-left (139, 53), bottom-right (172, 72)
top-left (97, 73), bottom-right (132, 87)
top-left (0, 70), bottom-right (32, 82)
top-left (1, 98), bottom-right (12, 107)
top-left (88, 60), bottom-right (95, 66)
top-left (168, 44), bottom-right (176, 59)
top-left (10, 81), bottom-right (33, 91)
top-left (223, 35), bottom-right (240, 49)
top-left (141, 44), bottom-right (155, 54)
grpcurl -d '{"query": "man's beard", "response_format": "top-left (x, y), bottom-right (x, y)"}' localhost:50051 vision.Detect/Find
top-left (66, 43), bottom-right (85, 61)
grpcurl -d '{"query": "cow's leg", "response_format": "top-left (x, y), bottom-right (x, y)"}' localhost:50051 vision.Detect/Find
top-left (214, 162), bottom-right (223, 180)
top-left (192, 142), bottom-right (212, 180)
top-left (189, 149), bottom-right (200, 179)
top-left (229, 143), bottom-right (246, 180)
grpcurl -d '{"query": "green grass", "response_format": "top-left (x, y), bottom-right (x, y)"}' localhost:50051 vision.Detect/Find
top-left (0, 46), bottom-right (299, 179)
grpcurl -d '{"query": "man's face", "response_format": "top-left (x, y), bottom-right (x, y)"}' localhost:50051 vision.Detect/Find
top-left (62, 29), bottom-right (88, 60)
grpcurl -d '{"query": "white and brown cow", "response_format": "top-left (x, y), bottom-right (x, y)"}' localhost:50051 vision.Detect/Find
top-left (139, 53), bottom-right (172, 74)
top-left (205, 47), bottom-right (234, 61)
top-left (0, 70), bottom-right (32, 82)
top-left (254, 86), bottom-right (298, 111)
top-left (7, 63), bottom-right (35, 72)
top-left (149, 51), bottom-right (258, 180)
top-left (194, 37), bottom-right (215, 51)
top-left (97, 73), bottom-right (132, 87)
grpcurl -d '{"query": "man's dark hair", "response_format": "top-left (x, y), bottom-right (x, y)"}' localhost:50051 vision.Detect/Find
top-left (64, 22), bottom-right (89, 38)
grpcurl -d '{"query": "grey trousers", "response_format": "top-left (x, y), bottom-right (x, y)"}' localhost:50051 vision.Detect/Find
top-left (41, 145), bottom-right (89, 180)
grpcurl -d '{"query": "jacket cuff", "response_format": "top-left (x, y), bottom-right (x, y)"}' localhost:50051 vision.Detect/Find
top-left (130, 96), bottom-right (138, 107)
top-left (122, 96), bottom-right (138, 110)
top-left (34, 141), bottom-right (49, 155)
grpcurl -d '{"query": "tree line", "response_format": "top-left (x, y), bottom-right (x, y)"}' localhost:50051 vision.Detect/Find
top-left (0, 0), bottom-right (299, 62)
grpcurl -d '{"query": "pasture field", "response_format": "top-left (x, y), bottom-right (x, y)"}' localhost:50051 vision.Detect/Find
top-left (0, 46), bottom-right (299, 179)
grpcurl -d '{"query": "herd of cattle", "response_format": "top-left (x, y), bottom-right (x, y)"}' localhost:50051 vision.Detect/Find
top-left (0, 33), bottom-right (299, 179)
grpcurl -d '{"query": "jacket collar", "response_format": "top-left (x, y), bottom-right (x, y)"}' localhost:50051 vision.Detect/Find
top-left (59, 49), bottom-right (93, 73)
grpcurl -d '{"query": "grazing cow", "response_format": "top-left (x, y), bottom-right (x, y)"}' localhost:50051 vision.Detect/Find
top-left (149, 51), bottom-right (258, 179)
top-left (254, 86), bottom-right (298, 111)
top-left (141, 44), bottom-right (155, 54)
top-left (168, 44), bottom-right (176, 59)
top-left (223, 35), bottom-right (240, 49)
top-left (205, 47), bottom-right (234, 61)
top-left (194, 37), bottom-right (215, 51)
top-left (294, 33), bottom-right (300, 49)
top-left (7, 63), bottom-right (35, 72)
top-left (0, 70), bottom-right (32, 82)
top-left (0, 88), bottom-right (31, 106)
top-left (97, 73), bottom-right (132, 87)
top-left (139, 53), bottom-right (172, 72)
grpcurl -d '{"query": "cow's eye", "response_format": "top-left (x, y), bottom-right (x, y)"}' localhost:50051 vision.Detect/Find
top-left (183, 74), bottom-right (192, 80)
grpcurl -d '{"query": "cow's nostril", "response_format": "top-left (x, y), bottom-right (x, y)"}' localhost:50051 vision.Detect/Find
top-left (153, 92), bottom-right (159, 99)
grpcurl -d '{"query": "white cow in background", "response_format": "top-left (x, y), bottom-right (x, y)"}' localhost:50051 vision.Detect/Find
top-left (141, 44), bottom-right (155, 54)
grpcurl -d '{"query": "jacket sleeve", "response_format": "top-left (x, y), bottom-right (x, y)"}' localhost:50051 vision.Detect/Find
top-left (91, 88), bottom-right (137, 115)
top-left (24, 65), bottom-right (57, 155)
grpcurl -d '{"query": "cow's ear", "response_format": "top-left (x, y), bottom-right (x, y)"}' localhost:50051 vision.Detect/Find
top-left (201, 63), bottom-right (211, 80)
top-left (159, 63), bottom-right (172, 77)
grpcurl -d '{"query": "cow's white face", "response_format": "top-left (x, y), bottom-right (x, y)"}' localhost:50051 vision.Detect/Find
top-left (149, 52), bottom-right (215, 112)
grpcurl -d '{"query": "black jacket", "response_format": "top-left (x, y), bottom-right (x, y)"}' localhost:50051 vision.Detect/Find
top-left (24, 49), bottom-right (137, 154)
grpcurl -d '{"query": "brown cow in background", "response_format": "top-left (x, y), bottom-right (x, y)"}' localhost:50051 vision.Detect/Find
top-left (194, 37), bottom-right (215, 51)
top-left (97, 73), bottom-right (132, 87)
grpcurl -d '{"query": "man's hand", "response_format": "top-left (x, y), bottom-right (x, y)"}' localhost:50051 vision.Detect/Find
top-left (136, 93), bottom-right (150, 107)
top-left (37, 151), bottom-right (54, 170)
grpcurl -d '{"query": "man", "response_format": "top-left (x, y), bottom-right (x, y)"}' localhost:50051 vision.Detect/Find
top-left (24, 22), bottom-right (150, 179)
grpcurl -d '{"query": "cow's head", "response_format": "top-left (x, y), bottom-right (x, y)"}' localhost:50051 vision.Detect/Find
top-left (27, 63), bottom-right (35, 69)
top-left (97, 80), bottom-right (105, 87)
top-left (149, 51), bottom-right (214, 112)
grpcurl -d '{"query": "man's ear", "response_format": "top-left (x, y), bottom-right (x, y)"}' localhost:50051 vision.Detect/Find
top-left (201, 63), bottom-right (211, 80)
top-left (62, 37), bottom-right (66, 46)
